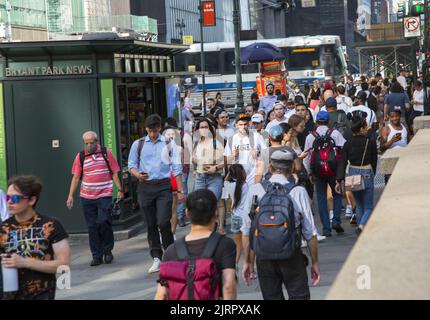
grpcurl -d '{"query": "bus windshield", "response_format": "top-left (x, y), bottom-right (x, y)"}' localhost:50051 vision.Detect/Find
top-left (287, 48), bottom-right (320, 71)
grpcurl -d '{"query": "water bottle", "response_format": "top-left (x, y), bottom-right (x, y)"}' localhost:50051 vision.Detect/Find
top-left (2, 264), bottom-right (18, 293)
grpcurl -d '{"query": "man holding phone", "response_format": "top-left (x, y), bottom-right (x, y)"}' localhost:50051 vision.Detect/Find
top-left (128, 114), bottom-right (184, 274)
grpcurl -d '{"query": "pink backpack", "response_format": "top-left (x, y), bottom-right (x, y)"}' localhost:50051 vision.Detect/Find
top-left (158, 232), bottom-right (223, 300)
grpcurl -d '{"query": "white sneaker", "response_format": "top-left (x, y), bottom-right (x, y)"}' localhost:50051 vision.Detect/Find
top-left (148, 258), bottom-right (161, 274)
top-left (345, 206), bottom-right (353, 218)
top-left (317, 234), bottom-right (326, 241)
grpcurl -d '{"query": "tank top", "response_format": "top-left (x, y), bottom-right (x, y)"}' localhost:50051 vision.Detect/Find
top-left (310, 88), bottom-right (321, 100)
top-left (387, 123), bottom-right (408, 149)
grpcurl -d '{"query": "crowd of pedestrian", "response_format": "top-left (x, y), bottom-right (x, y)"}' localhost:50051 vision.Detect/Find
top-left (0, 70), bottom-right (421, 300)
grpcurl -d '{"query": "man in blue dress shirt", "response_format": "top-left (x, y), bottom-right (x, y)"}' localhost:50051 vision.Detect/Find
top-left (128, 114), bottom-right (184, 274)
top-left (258, 83), bottom-right (278, 118)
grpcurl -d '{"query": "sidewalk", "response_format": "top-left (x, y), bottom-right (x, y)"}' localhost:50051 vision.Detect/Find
top-left (57, 168), bottom-right (385, 300)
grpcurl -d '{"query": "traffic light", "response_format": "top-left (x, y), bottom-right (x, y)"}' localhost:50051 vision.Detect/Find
top-left (411, 3), bottom-right (430, 16)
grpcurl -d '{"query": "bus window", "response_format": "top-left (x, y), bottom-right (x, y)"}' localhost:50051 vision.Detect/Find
top-left (223, 50), bottom-right (235, 74)
top-left (287, 47), bottom-right (320, 71)
top-left (174, 54), bottom-right (187, 71)
top-left (205, 52), bottom-right (221, 74)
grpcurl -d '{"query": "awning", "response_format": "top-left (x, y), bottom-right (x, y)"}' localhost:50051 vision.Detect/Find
top-left (0, 39), bottom-right (189, 58)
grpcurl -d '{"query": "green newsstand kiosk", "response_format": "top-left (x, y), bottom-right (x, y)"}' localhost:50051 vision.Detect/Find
top-left (0, 39), bottom-right (195, 233)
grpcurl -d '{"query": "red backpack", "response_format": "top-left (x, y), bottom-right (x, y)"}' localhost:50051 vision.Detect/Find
top-left (158, 232), bottom-right (223, 300)
top-left (310, 128), bottom-right (341, 178)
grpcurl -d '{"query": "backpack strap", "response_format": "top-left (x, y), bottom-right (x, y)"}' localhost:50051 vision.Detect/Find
top-left (175, 236), bottom-right (190, 260)
top-left (202, 232), bottom-right (224, 258)
top-left (137, 138), bottom-right (145, 167)
top-left (260, 178), bottom-right (272, 193)
top-left (79, 147), bottom-right (113, 179)
top-left (79, 151), bottom-right (85, 180)
top-left (100, 146), bottom-right (113, 176)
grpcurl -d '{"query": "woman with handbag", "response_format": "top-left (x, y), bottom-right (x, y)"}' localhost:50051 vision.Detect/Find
top-left (335, 111), bottom-right (378, 235)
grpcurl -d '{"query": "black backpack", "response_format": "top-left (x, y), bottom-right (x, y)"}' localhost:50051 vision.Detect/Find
top-left (367, 90), bottom-right (377, 113)
top-left (310, 129), bottom-right (341, 179)
top-left (329, 110), bottom-right (350, 138)
top-left (252, 180), bottom-right (300, 260)
top-left (79, 146), bottom-right (112, 180)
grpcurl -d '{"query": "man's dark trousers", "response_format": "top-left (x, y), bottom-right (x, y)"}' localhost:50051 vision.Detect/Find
top-left (138, 181), bottom-right (174, 259)
top-left (80, 197), bottom-right (114, 260)
top-left (256, 250), bottom-right (310, 300)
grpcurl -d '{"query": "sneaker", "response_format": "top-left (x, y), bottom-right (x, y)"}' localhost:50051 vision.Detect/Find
top-left (350, 214), bottom-right (357, 225)
top-left (317, 234), bottom-right (326, 241)
top-left (103, 252), bottom-right (114, 264)
top-left (322, 231), bottom-right (332, 237)
top-left (345, 206), bottom-right (353, 218)
top-left (332, 224), bottom-right (345, 234)
top-left (90, 258), bottom-right (103, 267)
top-left (356, 227), bottom-right (363, 236)
top-left (148, 258), bottom-right (161, 274)
top-left (178, 218), bottom-right (186, 227)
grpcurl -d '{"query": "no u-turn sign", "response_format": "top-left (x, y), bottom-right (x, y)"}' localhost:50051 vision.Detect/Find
top-left (404, 17), bottom-right (421, 38)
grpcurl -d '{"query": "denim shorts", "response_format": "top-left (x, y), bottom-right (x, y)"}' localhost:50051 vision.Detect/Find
top-left (230, 215), bottom-right (243, 234)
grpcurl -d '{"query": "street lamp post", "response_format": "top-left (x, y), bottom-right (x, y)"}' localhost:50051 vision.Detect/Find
top-left (233, 0), bottom-right (244, 114)
top-left (199, 0), bottom-right (207, 115)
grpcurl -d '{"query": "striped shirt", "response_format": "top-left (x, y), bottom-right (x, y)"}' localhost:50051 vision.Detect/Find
top-left (72, 145), bottom-right (120, 200)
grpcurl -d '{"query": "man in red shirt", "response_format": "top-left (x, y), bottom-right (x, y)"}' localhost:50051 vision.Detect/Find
top-left (66, 131), bottom-right (123, 266)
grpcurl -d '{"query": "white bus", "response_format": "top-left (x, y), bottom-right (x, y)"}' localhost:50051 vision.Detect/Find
top-left (174, 35), bottom-right (348, 108)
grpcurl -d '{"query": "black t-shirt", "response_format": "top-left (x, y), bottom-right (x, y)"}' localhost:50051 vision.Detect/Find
top-left (0, 213), bottom-right (68, 300)
top-left (162, 235), bottom-right (236, 271)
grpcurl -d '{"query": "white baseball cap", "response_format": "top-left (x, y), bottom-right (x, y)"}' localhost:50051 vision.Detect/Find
top-left (251, 114), bottom-right (264, 123)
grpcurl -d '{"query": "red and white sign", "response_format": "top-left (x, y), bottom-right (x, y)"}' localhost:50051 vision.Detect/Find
top-left (202, 1), bottom-right (216, 27)
top-left (404, 17), bottom-right (421, 38)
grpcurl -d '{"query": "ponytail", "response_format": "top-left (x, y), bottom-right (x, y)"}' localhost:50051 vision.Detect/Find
top-left (227, 164), bottom-right (246, 210)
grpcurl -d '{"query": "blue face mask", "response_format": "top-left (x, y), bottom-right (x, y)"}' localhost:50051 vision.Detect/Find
top-left (86, 144), bottom-right (97, 153)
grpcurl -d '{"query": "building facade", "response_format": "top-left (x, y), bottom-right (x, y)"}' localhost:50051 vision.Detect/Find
top-left (371, 0), bottom-right (389, 25)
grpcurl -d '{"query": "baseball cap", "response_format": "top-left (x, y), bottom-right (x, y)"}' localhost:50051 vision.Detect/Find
top-left (235, 113), bottom-right (251, 123)
top-left (316, 111), bottom-right (330, 122)
top-left (354, 91), bottom-right (367, 102)
top-left (268, 125), bottom-right (284, 140)
top-left (388, 105), bottom-right (402, 115)
top-left (270, 148), bottom-right (296, 169)
top-left (325, 97), bottom-right (337, 108)
top-left (251, 113), bottom-right (264, 123)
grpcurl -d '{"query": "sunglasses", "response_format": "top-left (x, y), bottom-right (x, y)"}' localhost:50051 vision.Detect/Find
top-left (6, 194), bottom-right (31, 204)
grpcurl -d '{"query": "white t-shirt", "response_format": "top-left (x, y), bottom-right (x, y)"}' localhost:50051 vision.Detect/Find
top-left (303, 126), bottom-right (346, 174)
top-left (413, 89), bottom-right (424, 112)
top-left (224, 132), bottom-right (267, 184)
top-left (350, 105), bottom-right (377, 127)
top-left (265, 116), bottom-right (289, 132)
top-left (336, 95), bottom-right (353, 113)
top-left (226, 181), bottom-right (250, 219)
top-left (0, 189), bottom-right (9, 221)
top-left (241, 174), bottom-right (317, 240)
top-left (285, 108), bottom-right (296, 121)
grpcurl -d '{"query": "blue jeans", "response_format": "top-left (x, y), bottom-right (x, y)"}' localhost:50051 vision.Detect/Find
top-left (194, 173), bottom-right (223, 200)
top-left (349, 167), bottom-right (374, 226)
top-left (315, 177), bottom-right (342, 234)
top-left (80, 197), bottom-right (114, 260)
top-left (177, 172), bottom-right (189, 220)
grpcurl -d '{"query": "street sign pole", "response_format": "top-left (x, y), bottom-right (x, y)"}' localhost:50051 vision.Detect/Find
top-left (424, 0), bottom-right (430, 115)
top-left (233, 0), bottom-right (244, 114)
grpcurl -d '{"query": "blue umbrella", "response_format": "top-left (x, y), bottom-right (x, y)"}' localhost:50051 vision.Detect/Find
top-left (240, 42), bottom-right (286, 65)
